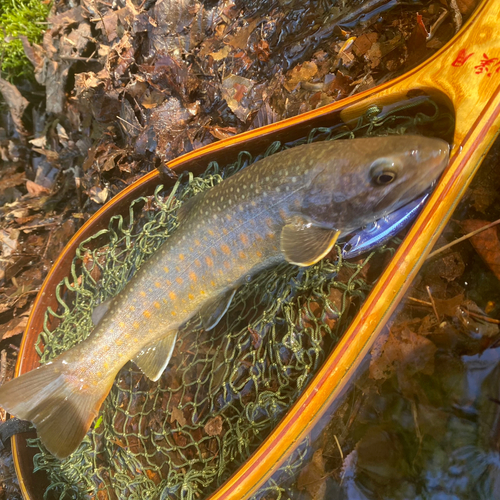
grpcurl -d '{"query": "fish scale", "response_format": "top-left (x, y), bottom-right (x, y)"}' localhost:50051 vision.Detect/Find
top-left (0, 135), bottom-right (449, 459)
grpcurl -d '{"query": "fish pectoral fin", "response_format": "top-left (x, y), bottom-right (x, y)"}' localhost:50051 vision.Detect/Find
top-left (281, 219), bottom-right (341, 266)
top-left (134, 331), bottom-right (178, 381)
top-left (91, 298), bottom-right (112, 326)
top-left (199, 288), bottom-right (236, 331)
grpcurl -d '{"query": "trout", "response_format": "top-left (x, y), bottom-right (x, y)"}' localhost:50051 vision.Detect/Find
top-left (0, 135), bottom-right (449, 458)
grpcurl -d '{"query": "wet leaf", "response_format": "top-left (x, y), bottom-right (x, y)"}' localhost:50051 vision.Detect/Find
top-left (0, 316), bottom-right (28, 341)
top-left (284, 61), bottom-right (318, 92)
top-left (0, 79), bottom-right (28, 136)
top-left (170, 406), bottom-right (187, 427)
top-left (461, 219), bottom-right (500, 281)
top-left (297, 448), bottom-right (327, 500)
top-left (221, 75), bottom-right (255, 122)
top-left (26, 180), bottom-right (50, 196)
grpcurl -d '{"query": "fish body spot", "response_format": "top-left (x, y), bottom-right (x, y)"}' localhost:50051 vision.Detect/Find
top-left (188, 293), bottom-right (194, 300)
top-left (208, 229), bottom-right (214, 236)
top-left (256, 250), bottom-right (262, 258)
top-left (205, 256), bottom-right (214, 267)
top-left (115, 339), bottom-right (123, 346)
top-left (155, 282), bottom-right (161, 288)
top-left (154, 301), bottom-right (161, 309)
top-left (97, 371), bottom-right (102, 378)
top-left (211, 248), bottom-right (217, 257)
top-left (179, 254), bottom-right (185, 261)
top-left (129, 305), bottom-right (135, 312)
top-left (239, 234), bottom-right (249, 246)
top-left (119, 322), bottom-right (126, 328)
top-left (222, 228), bottom-right (228, 235)
top-left (210, 280), bottom-right (216, 287)
top-left (133, 321), bottom-right (140, 329)
top-left (221, 244), bottom-right (231, 255)
top-left (169, 291), bottom-right (177, 301)
top-left (143, 310), bottom-right (152, 319)
top-left (171, 311), bottom-right (177, 316)
top-left (195, 259), bottom-right (201, 267)
top-left (163, 267), bottom-right (169, 273)
top-left (223, 261), bottom-right (231, 269)
top-left (189, 271), bottom-right (197, 282)
top-left (195, 239), bottom-right (201, 246)
top-left (140, 291), bottom-right (146, 297)
top-left (166, 280), bottom-right (172, 286)
top-left (176, 277), bottom-right (184, 285)
top-left (239, 251), bottom-right (246, 260)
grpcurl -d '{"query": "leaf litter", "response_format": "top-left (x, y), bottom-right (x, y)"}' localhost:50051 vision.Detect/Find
top-left (0, 0), bottom-right (483, 498)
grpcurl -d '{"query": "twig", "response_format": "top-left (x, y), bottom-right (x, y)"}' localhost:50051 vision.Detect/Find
top-left (334, 434), bottom-right (344, 461)
top-left (116, 115), bottom-right (142, 132)
top-left (407, 296), bottom-right (432, 307)
top-left (426, 286), bottom-right (440, 322)
top-left (427, 217), bottom-right (500, 259)
top-left (465, 310), bottom-right (500, 325)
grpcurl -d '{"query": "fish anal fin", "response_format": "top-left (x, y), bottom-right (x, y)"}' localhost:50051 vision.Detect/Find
top-left (199, 288), bottom-right (236, 331)
top-left (0, 357), bottom-right (114, 459)
top-left (134, 331), bottom-right (178, 381)
top-left (281, 217), bottom-right (341, 266)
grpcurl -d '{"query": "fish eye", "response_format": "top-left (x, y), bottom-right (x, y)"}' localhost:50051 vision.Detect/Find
top-left (370, 159), bottom-right (398, 186)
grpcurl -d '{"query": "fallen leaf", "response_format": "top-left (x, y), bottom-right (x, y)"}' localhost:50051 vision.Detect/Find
top-left (297, 448), bottom-right (327, 500)
top-left (461, 219), bottom-right (500, 281)
top-left (0, 316), bottom-right (28, 341)
top-left (170, 406), bottom-right (187, 427)
top-left (204, 415), bottom-right (223, 436)
top-left (88, 186), bottom-right (109, 204)
top-left (221, 75), bottom-right (255, 122)
top-left (284, 61), bottom-right (318, 92)
top-left (26, 180), bottom-right (51, 196)
top-left (0, 78), bottom-right (29, 136)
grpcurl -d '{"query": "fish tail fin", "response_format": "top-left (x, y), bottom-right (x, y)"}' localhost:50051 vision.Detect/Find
top-left (0, 357), bottom-right (113, 459)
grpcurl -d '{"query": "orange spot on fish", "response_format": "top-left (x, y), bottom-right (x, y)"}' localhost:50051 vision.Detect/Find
top-left (226, 214), bottom-right (232, 221)
top-left (115, 339), bottom-right (123, 346)
top-left (166, 280), bottom-right (172, 286)
top-left (104, 362), bottom-right (109, 369)
top-left (189, 271), bottom-right (197, 282)
top-left (239, 251), bottom-right (246, 260)
top-left (163, 266), bottom-right (169, 273)
top-left (267, 232), bottom-right (276, 240)
top-left (195, 259), bottom-right (201, 267)
top-left (256, 250), bottom-right (262, 258)
top-left (223, 261), bottom-right (231, 269)
top-left (133, 338), bottom-right (139, 343)
top-left (205, 256), bottom-right (213, 267)
top-left (222, 228), bottom-right (228, 235)
top-left (154, 301), bottom-right (161, 309)
top-left (176, 277), bottom-right (183, 284)
top-left (133, 321), bottom-right (140, 329)
top-left (140, 291), bottom-right (146, 297)
top-left (194, 239), bottom-right (201, 246)
top-left (208, 229), bottom-right (214, 236)
top-left (221, 244), bottom-right (231, 255)
top-left (143, 310), bottom-right (152, 318)
top-left (239, 234), bottom-right (249, 245)
top-left (169, 291), bottom-right (177, 301)
top-left (119, 322), bottom-right (125, 328)
top-left (210, 280), bottom-right (216, 287)
top-left (129, 305), bottom-right (135, 311)
top-left (171, 311), bottom-right (177, 316)
top-left (155, 281), bottom-right (161, 288)
top-left (188, 293), bottom-right (194, 300)
top-left (97, 371), bottom-right (102, 378)
top-left (200, 290), bottom-right (206, 295)
top-left (124, 333), bottom-right (131, 339)
top-left (103, 345), bottom-right (110, 352)
top-left (179, 254), bottom-right (185, 261)
top-left (266, 218), bottom-right (273, 227)
top-left (211, 248), bottom-right (217, 256)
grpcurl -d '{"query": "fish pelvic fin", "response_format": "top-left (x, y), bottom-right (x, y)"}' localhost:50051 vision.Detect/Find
top-left (134, 330), bottom-right (178, 381)
top-left (0, 357), bottom-right (114, 459)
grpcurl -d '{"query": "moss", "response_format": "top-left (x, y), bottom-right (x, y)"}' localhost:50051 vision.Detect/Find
top-left (0, 0), bottom-right (50, 80)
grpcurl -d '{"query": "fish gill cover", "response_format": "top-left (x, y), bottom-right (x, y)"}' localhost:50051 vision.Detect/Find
top-left (28, 99), bottom-right (453, 499)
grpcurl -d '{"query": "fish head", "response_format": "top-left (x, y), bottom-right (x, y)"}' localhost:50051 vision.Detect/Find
top-left (301, 135), bottom-right (449, 233)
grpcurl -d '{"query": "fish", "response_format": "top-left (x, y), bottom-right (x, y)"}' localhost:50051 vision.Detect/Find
top-left (342, 192), bottom-right (430, 259)
top-left (0, 135), bottom-right (449, 459)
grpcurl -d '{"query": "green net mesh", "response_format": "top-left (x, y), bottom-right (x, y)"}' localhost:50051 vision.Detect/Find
top-left (27, 97), bottom-right (453, 500)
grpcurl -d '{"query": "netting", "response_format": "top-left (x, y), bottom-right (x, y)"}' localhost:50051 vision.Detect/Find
top-left (27, 97), bottom-right (453, 500)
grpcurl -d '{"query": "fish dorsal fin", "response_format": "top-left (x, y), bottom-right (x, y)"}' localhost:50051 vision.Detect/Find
top-left (91, 298), bottom-right (112, 326)
top-left (199, 288), bottom-right (236, 331)
top-left (133, 331), bottom-right (178, 381)
top-left (177, 192), bottom-right (205, 223)
top-left (281, 216), bottom-right (341, 266)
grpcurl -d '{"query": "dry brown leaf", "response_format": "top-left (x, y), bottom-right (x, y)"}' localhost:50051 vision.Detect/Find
top-left (0, 78), bottom-right (28, 136)
top-left (0, 316), bottom-right (28, 341)
top-left (204, 415), bottom-right (223, 436)
top-left (170, 406), bottom-right (187, 427)
top-left (284, 61), bottom-right (318, 92)
top-left (26, 180), bottom-right (50, 196)
top-left (88, 186), bottom-right (109, 204)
